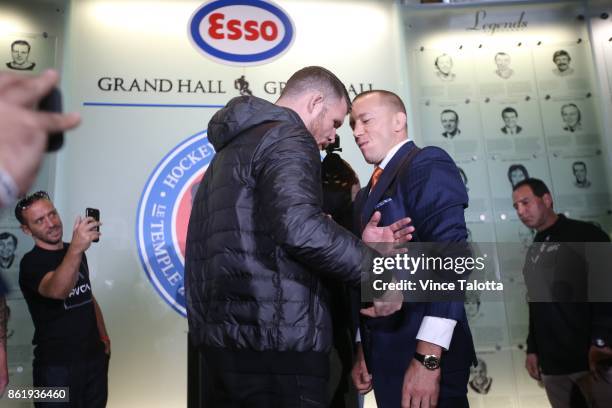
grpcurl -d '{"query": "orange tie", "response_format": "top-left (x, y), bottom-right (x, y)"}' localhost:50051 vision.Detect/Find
top-left (370, 166), bottom-right (383, 190)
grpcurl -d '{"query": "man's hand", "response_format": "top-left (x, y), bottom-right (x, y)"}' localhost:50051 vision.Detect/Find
top-left (0, 70), bottom-right (80, 196)
top-left (525, 353), bottom-right (541, 381)
top-left (360, 287), bottom-right (403, 318)
top-left (361, 211), bottom-right (413, 318)
top-left (362, 211), bottom-right (414, 245)
top-left (69, 216), bottom-right (101, 253)
top-left (402, 341), bottom-right (441, 408)
top-left (589, 345), bottom-right (612, 381)
top-left (101, 336), bottom-right (111, 356)
top-left (351, 343), bottom-right (372, 395)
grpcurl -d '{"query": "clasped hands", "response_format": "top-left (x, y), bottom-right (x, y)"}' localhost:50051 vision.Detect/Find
top-left (361, 211), bottom-right (414, 319)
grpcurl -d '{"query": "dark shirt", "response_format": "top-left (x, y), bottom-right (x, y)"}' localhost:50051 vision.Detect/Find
top-left (6, 62), bottom-right (35, 71)
top-left (442, 129), bottom-right (460, 139)
top-left (501, 126), bottom-right (522, 135)
top-left (19, 243), bottom-right (103, 364)
top-left (523, 215), bottom-right (610, 374)
top-left (0, 274), bottom-right (6, 296)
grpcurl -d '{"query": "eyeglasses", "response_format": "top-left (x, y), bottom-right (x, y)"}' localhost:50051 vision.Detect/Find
top-left (16, 191), bottom-right (50, 211)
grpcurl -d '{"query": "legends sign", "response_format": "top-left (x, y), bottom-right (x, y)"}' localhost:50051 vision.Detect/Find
top-left (467, 10), bottom-right (528, 35)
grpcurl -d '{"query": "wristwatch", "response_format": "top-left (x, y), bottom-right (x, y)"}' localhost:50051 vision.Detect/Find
top-left (593, 338), bottom-right (607, 348)
top-left (414, 352), bottom-right (441, 370)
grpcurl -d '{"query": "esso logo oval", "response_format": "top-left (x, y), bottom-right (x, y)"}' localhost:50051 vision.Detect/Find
top-left (189, 0), bottom-right (295, 66)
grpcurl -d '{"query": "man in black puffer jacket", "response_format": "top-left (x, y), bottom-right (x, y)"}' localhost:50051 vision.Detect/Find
top-left (185, 66), bottom-right (411, 407)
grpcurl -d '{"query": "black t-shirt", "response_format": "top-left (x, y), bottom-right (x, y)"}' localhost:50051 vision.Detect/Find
top-left (523, 215), bottom-right (610, 375)
top-left (19, 243), bottom-right (103, 364)
top-left (0, 274), bottom-right (7, 296)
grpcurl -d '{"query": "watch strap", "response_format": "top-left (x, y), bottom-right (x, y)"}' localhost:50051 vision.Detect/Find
top-left (414, 352), bottom-right (441, 369)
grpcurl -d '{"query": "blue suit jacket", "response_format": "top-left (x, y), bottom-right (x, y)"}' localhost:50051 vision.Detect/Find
top-left (354, 141), bottom-right (476, 404)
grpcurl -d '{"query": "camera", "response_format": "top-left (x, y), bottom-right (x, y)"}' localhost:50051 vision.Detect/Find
top-left (324, 134), bottom-right (342, 154)
top-left (38, 87), bottom-right (64, 152)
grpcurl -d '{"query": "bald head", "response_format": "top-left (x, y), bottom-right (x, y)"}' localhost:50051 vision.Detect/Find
top-left (350, 90), bottom-right (408, 165)
top-left (353, 90), bottom-right (406, 118)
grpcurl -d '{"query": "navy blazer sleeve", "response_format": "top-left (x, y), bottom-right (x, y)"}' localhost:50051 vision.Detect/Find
top-left (398, 147), bottom-right (469, 321)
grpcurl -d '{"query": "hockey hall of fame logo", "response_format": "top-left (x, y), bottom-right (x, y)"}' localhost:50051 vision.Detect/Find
top-left (136, 131), bottom-right (214, 316)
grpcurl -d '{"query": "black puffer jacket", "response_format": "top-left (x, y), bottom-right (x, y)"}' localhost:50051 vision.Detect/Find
top-left (185, 96), bottom-right (372, 376)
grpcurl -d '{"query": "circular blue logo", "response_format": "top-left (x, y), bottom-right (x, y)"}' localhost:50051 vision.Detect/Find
top-left (189, 0), bottom-right (295, 65)
top-left (136, 131), bottom-right (214, 316)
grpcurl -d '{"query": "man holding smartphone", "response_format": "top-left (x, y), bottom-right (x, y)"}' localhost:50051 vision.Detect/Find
top-left (15, 191), bottom-right (109, 407)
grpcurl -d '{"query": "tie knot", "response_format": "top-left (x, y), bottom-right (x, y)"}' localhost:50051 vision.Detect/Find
top-left (370, 166), bottom-right (383, 189)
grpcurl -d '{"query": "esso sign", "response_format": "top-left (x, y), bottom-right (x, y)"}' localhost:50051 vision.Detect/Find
top-left (189, 0), bottom-right (295, 66)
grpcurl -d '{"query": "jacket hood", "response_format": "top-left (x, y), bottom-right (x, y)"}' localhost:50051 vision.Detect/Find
top-left (208, 96), bottom-right (304, 151)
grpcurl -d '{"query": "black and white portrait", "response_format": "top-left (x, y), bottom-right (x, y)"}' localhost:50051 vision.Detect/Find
top-left (469, 358), bottom-right (493, 394)
top-left (0, 232), bottom-right (18, 269)
top-left (440, 109), bottom-right (460, 139)
top-left (6, 39), bottom-right (36, 71)
top-left (500, 107), bottom-right (522, 135)
top-left (434, 53), bottom-right (455, 82)
top-left (561, 103), bottom-right (582, 132)
top-left (507, 164), bottom-right (529, 188)
top-left (494, 52), bottom-right (514, 80)
top-left (572, 161), bottom-right (591, 189)
top-left (465, 290), bottom-right (481, 320)
top-left (552, 50), bottom-right (574, 77)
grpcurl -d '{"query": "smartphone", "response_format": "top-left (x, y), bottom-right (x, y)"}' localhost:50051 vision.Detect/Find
top-left (38, 87), bottom-right (64, 152)
top-left (86, 208), bottom-right (100, 243)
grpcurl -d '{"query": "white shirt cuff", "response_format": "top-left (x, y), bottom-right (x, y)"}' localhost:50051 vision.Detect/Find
top-left (355, 327), bottom-right (361, 343)
top-left (416, 316), bottom-right (457, 350)
top-left (0, 167), bottom-right (18, 208)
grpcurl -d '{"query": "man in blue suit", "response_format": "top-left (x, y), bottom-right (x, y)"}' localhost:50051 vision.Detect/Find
top-left (349, 90), bottom-right (475, 408)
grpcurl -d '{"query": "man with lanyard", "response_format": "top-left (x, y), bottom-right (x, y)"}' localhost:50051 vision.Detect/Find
top-left (513, 178), bottom-right (612, 407)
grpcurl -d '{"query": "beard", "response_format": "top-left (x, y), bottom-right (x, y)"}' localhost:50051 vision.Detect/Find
top-left (36, 226), bottom-right (63, 246)
top-left (308, 108), bottom-right (327, 148)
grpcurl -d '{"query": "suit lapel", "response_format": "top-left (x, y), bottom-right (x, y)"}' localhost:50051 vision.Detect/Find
top-left (359, 141), bottom-right (416, 232)
top-left (353, 188), bottom-right (368, 234)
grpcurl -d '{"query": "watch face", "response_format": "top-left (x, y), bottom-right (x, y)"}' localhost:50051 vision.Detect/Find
top-left (424, 355), bottom-right (440, 370)
top-left (595, 338), bottom-right (605, 347)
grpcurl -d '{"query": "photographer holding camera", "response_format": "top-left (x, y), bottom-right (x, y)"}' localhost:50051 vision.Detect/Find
top-left (15, 191), bottom-right (109, 407)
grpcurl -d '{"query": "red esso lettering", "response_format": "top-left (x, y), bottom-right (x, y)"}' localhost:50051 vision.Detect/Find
top-left (207, 12), bottom-right (278, 41)
top-left (208, 13), bottom-right (225, 39)
top-left (260, 21), bottom-right (278, 41)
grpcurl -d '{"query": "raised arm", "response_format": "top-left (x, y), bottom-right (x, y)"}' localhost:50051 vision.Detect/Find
top-left (38, 217), bottom-right (100, 299)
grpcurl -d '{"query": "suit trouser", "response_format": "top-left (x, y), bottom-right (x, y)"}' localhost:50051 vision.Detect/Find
top-left (372, 368), bottom-right (470, 408)
top-left (373, 390), bottom-right (469, 408)
top-left (541, 371), bottom-right (595, 408)
top-left (542, 364), bottom-right (612, 408)
top-left (33, 353), bottom-right (109, 408)
top-left (591, 362), bottom-right (612, 408)
top-left (204, 361), bottom-right (328, 408)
